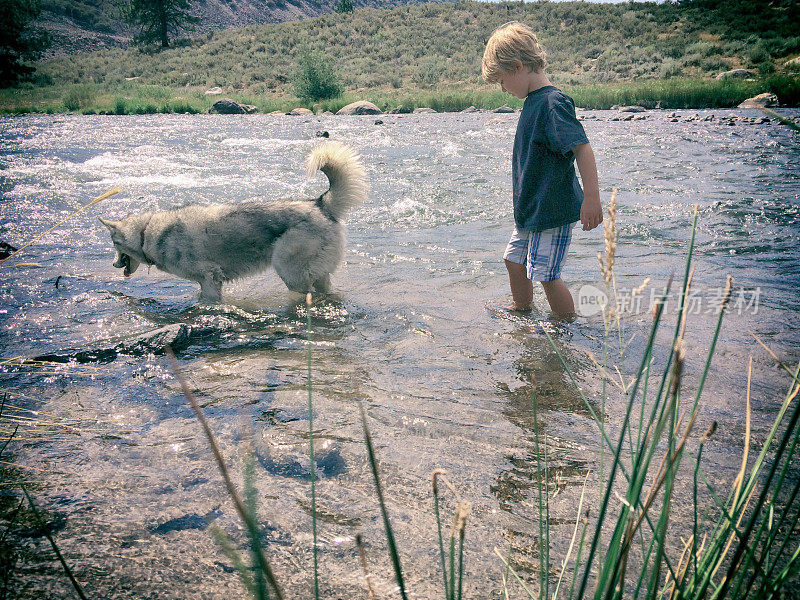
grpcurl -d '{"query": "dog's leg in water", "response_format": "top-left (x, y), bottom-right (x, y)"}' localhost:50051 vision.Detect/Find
top-left (313, 273), bottom-right (331, 293)
top-left (198, 269), bottom-right (223, 303)
top-left (272, 230), bottom-right (321, 294)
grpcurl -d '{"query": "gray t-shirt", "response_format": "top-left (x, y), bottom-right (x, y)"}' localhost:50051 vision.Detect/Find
top-left (512, 86), bottom-right (588, 232)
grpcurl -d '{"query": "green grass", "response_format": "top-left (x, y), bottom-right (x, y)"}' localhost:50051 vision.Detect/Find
top-left (2, 77), bottom-right (798, 114)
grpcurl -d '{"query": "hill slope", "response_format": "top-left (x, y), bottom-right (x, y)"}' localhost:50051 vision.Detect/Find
top-left (38, 0), bottom-right (800, 96)
top-left (38, 0), bottom-right (446, 56)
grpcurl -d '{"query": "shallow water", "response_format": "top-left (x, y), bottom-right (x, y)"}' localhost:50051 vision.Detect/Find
top-left (1, 110), bottom-right (799, 598)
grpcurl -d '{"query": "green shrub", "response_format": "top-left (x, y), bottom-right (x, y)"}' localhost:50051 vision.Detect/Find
top-left (62, 83), bottom-right (96, 111)
top-left (758, 61), bottom-right (776, 77)
top-left (412, 57), bottom-right (446, 86)
top-left (766, 75), bottom-right (800, 106)
top-left (292, 48), bottom-right (343, 101)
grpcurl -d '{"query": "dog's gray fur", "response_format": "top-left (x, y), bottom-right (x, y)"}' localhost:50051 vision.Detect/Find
top-left (100, 141), bottom-right (367, 302)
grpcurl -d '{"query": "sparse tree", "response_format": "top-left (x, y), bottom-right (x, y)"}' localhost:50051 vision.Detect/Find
top-left (125, 0), bottom-right (198, 49)
top-left (334, 0), bottom-right (353, 14)
top-left (0, 0), bottom-right (50, 87)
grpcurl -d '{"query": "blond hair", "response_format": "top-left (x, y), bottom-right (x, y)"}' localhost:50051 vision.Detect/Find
top-left (481, 22), bottom-right (547, 83)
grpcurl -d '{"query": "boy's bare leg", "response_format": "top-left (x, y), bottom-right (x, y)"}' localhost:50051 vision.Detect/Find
top-left (505, 259), bottom-right (533, 310)
top-left (541, 278), bottom-right (575, 316)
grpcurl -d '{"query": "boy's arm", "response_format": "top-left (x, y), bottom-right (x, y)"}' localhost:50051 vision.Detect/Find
top-left (574, 143), bottom-right (603, 231)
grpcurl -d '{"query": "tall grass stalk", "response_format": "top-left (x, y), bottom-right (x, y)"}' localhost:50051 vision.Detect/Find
top-left (305, 293), bottom-right (320, 600)
top-left (532, 202), bottom-right (800, 600)
top-left (532, 382), bottom-right (550, 600)
top-left (432, 469), bottom-right (450, 598)
top-left (455, 501), bottom-right (470, 600)
top-left (20, 485), bottom-right (88, 600)
top-left (553, 472), bottom-right (589, 600)
top-left (355, 533), bottom-right (378, 600)
top-left (166, 346), bottom-right (284, 600)
top-left (494, 547), bottom-right (538, 598)
top-left (359, 402), bottom-right (408, 600)
top-left (0, 187), bottom-right (121, 269)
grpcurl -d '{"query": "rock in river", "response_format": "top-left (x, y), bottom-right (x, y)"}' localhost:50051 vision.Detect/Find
top-left (209, 98), bottom-right (256, 114)
top-left (336, 101), bottom-right (382, 115)
top-left (737, 93), bottom-right (779, 109)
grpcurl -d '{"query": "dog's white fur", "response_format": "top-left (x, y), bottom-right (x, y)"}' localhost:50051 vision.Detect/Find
top-left (100, 141), bottom-right (367, 302)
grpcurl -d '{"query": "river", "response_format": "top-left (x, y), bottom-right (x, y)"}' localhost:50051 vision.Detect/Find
top-left (1, 110), bottom-right (798, 598)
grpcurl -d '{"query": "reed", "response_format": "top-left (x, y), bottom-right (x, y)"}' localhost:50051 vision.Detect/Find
top-left (305, 293), bottom-right (320, 600)
top-left (523, 203), bottom-right (800, 600)
top-left (19, 485), bottom-right (88, 600)
top-left (166, 347), bottom-right (283, 600)
top-left (0, 187), bottom-right (121, 269)
top-left (359, 402), bottom-right (409, 600)
top-left (16, 202), bottom-right (792, 599)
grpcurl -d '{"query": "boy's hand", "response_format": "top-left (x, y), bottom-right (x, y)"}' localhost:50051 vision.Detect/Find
top-left (573, 143), bottom-right (603, 231)
top-left (581, 193), bottom-right (603, 231)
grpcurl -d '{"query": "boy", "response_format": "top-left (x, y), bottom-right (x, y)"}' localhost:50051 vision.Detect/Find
top-left (482, 22), bottom-right (603, 315)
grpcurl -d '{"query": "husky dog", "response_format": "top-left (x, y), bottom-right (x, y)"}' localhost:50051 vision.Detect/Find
top-left (100, 141), bottom-right (367, 302)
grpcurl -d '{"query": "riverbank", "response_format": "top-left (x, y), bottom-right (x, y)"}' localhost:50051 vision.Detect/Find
top-left (2, 76), bottom-right (799, 115)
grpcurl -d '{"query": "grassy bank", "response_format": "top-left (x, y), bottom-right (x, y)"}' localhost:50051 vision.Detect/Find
top-left (4, 0), bottom-right (800, 115)
top-left (2, 76), bottom-right (798, 115)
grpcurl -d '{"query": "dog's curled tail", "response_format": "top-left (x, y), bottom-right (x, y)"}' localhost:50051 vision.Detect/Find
top-left (306, 141), bottom-right (368, 222)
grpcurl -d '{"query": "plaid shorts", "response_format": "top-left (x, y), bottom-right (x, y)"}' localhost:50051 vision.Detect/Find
top-left (503, 222), bottom-right (575, 282)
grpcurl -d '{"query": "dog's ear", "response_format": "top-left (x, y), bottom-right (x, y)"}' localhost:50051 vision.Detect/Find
top-left (98, 217), bottom-right (120, 233)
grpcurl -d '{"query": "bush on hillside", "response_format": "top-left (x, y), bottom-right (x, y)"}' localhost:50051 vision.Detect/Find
top-left (291, 48), bottom-right (343, 101)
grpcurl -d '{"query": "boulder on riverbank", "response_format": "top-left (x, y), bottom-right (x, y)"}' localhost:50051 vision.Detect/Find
top-left (336, 101), bottom-right (382, 115)
top-left (738, 93), bottom-right (779, 108)
top-left (413, 107), bottom-right (437, 114)
top-left (288, 107), bottom-right (313, 115)
top-left (493, 105), bottom-right (515, 113)
top-left (716, 69), bottom-right (753, 80)
top-left (208, 98), bottom-right (258, 114)
top-left (618, 105), bottom-right (647, 113)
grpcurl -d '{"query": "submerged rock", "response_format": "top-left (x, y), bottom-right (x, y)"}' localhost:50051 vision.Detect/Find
top-left (150, 508), bottom-right (222, 535)
top-left (32, 324), bottom-right (206, 364)
top-left (618, 105), bottom-right (647, 113)
top-left (255, 446), bottom-right (347, 480)
top-left (0, 240), bottom-right (18, 259)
